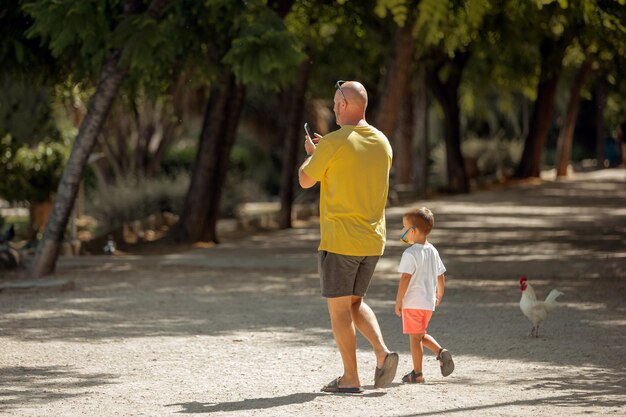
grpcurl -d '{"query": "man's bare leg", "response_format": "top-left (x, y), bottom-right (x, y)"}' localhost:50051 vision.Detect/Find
top-left (327, 296), bottom-right (360, 388)
top-left (350, 296), bottom-right (392, 368)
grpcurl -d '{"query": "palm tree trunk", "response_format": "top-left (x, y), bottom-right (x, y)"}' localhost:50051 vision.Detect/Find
top-left (31, 54), bottom-right (127, 277)
top-left (30, 0), bottom-right (171, 278)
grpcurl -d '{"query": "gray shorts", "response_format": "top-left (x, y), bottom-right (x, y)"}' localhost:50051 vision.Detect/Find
top-left (318, 251), bottom-right (380, 298)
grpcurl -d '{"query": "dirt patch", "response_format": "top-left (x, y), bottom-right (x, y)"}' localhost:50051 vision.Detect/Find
top-left (1, 169), bottom-right (625, 416)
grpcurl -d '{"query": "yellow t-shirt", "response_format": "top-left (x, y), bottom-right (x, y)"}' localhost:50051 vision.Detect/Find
top-left (303, 125), bottom-right (392, 256)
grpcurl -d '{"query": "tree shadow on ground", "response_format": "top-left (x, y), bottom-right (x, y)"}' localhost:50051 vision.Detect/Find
top-left (0, 366), bottom-right (119, 412)
top-left (0, 172), bottom-right (624, 382)
top-left (392, 368), bottom-right (626, 416)
top-left (166, 391), bottom-right (385, 414)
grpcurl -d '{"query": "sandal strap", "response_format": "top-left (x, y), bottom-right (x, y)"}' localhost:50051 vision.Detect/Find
top-left (402, 370), bottom-right (424, 383)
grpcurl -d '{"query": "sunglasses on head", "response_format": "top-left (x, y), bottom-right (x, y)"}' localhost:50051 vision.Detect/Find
top-left (335, 80), bottom-right (347, 102)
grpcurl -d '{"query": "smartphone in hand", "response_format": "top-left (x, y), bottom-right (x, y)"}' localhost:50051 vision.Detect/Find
top-left (304, 123), bottom-right (319, 144)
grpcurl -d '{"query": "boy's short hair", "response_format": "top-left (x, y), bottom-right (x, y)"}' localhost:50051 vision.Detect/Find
top-left (403, 207), bottom-right (434, 235)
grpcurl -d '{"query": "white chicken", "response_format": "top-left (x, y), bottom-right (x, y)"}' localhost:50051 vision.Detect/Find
top-left (519, 276), bottom-right (564, 337)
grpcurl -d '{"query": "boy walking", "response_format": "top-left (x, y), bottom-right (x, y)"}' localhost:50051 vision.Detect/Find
top-left (395, 207), bottom-right (454, 383)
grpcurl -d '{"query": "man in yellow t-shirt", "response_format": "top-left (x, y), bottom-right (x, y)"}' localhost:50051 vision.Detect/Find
top-left (299, 80), bottom-right (398, 393)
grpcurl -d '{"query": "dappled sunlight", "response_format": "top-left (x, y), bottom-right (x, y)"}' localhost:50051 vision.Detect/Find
top-left (1, 171), bottom-right (625, 416)
top-left (443, 217), bottom-right (557, 228)
top-left (0, 366), bottom-right (119, 413)
top-left (64, 297), bottom-right (120, 304)
top-left (2, 309), bottom-right (115, 320)
top-left (564, 303), bottom-right (608, 312)
top-left (582, 318), bottom-right (626, 328)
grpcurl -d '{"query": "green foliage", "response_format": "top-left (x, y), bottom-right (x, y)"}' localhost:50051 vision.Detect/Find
top-left (374, 0), bottom-right (412, 26)
top-left (302, 0), bottom-right (392, 101)
top-left (0, 76), bottom-right (67, 204)
top-left (23, 0), bottom-right (182, 92)
top-left (23, 0), bottom-right (114, 77)
top-left (0, 0), bottom-right (59, 81)
top-left (229, 130), bottom-right (281, 197)
top-left (415, 0), bottom-right (492, 54)
top-left (111, 10), bottom-right (181, 92)
top-left (0, 135), bottom-right (68, 203)
top-left (223, 7), bottom-right (306, 90)
top-left (0, 76), bottom-right (59, 146)
top-left (160, 142), bottom-right (197, 176)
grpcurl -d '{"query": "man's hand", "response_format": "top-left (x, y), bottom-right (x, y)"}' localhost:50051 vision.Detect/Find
top-left (304, 133), bottom-right (321, 155)
top-left (395, 303), bottom-right (402, 317)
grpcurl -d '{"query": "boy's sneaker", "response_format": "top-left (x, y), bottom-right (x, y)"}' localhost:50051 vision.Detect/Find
top-left (437, 349), bottom-right (454, 377)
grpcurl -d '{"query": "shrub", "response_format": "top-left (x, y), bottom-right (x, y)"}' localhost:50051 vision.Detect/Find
top-left (430, 136), bottom-right (524, 187)
top-left (0, 135), bottom-right (68, 203)
top-left (86, 173), bottom-right (190, 234)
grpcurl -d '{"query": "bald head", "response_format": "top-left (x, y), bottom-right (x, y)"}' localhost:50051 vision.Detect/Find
top-left (340, 81), bottom-right (368, 110)
top-left (333, 80), bottom-right (369, 126)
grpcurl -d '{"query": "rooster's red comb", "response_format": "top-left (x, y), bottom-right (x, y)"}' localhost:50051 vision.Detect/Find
top-left (519, 276), bottom-right (527, 284)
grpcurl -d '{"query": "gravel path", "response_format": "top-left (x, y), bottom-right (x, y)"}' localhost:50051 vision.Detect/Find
top-left (1, 169), bottom-right (625, 416)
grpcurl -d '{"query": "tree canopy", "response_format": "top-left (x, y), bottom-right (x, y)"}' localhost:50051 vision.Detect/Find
top-left (1, 0), bottom-right (625, 276)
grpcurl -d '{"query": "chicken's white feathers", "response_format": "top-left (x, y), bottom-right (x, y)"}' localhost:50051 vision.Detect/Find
top-left (519, 281), bottom-right (563, 337)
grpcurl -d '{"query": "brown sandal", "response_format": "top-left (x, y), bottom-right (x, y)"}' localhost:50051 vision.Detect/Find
top-left (402, 370), bottom-right (425, 383)
top-left (437, 348), bottom-right (455, 377)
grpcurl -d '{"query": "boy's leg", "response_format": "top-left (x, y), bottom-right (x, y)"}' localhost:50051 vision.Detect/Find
top-left (423, 334), bottom-right (455, 377)
top-left (422, 334), bottom-right (442, 355)
top-left (409, 333), bottom-right (425, 373)
top-left (350, 296), bottom-right (392, 367)
top-left (327, 296), bottom-right (360, 388)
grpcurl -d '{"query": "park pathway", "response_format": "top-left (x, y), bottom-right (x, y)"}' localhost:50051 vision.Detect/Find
top-left (0, 169), bottom-right (624, 416)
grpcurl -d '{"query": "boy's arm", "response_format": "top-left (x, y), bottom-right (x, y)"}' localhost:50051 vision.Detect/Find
top-left (436, 274), bottom-right (445, 306)
top-left (395, 273), bottom-right (412, 316)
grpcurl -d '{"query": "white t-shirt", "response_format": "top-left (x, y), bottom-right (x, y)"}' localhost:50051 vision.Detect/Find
top-left (397, 242), bottom-right (446, 311)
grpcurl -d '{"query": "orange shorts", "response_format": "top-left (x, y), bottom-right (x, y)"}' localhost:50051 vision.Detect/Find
top-left (402, 308), bottom-right (433, 334)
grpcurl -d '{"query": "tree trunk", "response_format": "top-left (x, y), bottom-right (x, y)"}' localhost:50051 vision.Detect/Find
top-left (176, 72), bottom-right (246, 243)
top-left (594, 78), bottom-right (606, 164)
top-left (521, 96), bottom-right (530, 139)
top-left (30, 0), bottom-right (171, 278)
top-left (414, 67), bottom-right (429, 196)
top-left (278, 58), bottom-right (311, 229)
top-left (515, 38), bottom-right (567, 178)
top-left (31, 54), bottom-right (127, 277)
top-left (555, 57), bottom-right (593, 177)
top-left (428, 52), bottom-right (470, 193)
top-left (397, 81), bottom-right (414, 185)
top-left (374, 20), bottom-right (416, 138)
top-left (202, 81), bottom-right (245, 242)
